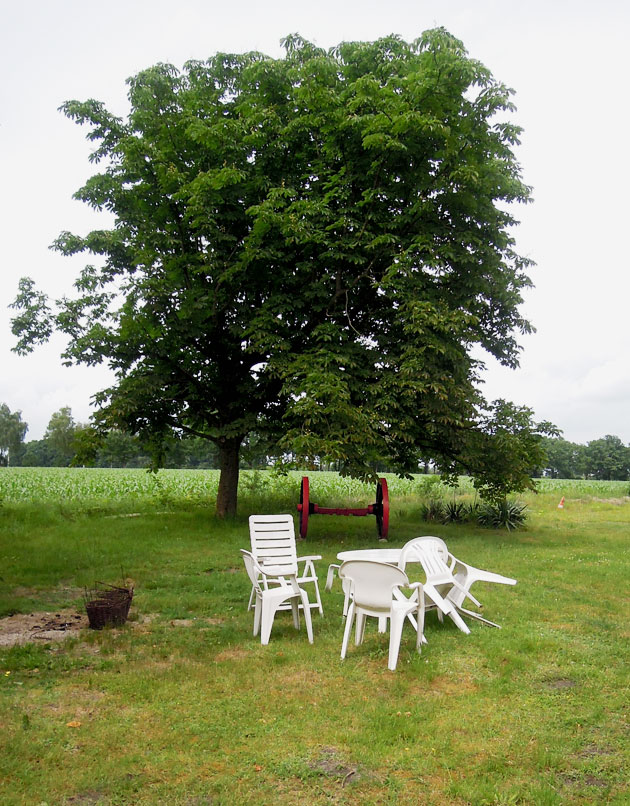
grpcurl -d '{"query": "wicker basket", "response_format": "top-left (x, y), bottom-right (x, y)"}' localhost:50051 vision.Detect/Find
top-left (85, 584), bottom-right (134, 629)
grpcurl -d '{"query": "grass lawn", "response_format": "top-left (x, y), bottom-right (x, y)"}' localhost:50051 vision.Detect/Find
top-left (1, 472), bottom-right (629, 805)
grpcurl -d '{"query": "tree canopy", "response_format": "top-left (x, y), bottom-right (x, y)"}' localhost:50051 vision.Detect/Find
top-left (12, 30), bottom-right (555, 515)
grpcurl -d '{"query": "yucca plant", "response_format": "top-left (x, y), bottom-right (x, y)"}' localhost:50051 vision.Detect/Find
top-left (420, 498), bottom-right (446, 522)
top-left (442, 499), bottom-right (468, 524)
top-left (477, 499), bottom-right (527, 530)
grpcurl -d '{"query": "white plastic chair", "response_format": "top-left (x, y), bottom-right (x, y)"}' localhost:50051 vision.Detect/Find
top-left (240, 550), bottom-right (314, 645)
top-left (248, 514), bottom-right (323, 615)
top-left (338, 560), bottom-right (425, 671)
top-left (399, 536), bottom-right (516, 630)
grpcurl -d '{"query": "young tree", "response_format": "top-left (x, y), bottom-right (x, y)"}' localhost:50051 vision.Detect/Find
top-left (11, 31), bottom-right (552, 515)
top-left (0, 403), bottom-right (28, 466)
top-left (44, 406), bottom-right (78, 466)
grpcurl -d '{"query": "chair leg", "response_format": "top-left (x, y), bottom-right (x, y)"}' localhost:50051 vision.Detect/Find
top-left (342, 581), bottom-right (351, 617)
top-left (313, 581), bottom-right (324, 616)
top-left (457, 606), bottom-right (501, 628)
top-left (388, 610), bottom-right (406, 671)
top-left (248, 585), bottom-right (255, 611)
top-left (253, 597), bottom-right (262, 637)
top-left (299, 591), bottom-right (314, 643)
top-left (447, 608), bottom-right (471, 635)
top-left (341, 601), bottom-right (355, 659)
top-left (342, 590), bottom-right (350, 617)
top-left (260, 598), bottom-right (280, 645)
top-left (394, 588), bottom-right (419, 631)
top-left (355, 611), bottom-right (367, 645)
top-left (305, 562), bottom-right (324, 615)
top-left (290, 598), bottom-right (300, 629)
top-left (415, 599), bottom-right (426, 654)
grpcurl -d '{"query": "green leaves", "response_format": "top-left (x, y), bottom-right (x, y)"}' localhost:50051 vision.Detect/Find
top-left (11, 29), bottom-right (546, 510)
top-left (9, 278), bottom-right (52, 355)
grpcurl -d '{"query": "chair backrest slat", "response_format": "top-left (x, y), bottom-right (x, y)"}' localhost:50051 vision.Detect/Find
top-left (249, 514), bottom-right (298, 576)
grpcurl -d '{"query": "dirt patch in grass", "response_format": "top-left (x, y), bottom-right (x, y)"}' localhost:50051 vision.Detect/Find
top-left (214, 646), bottom-right (253, 661)
top-left (66, 790), bottom-right (105, 804)
top-left (576, 744), bottom-right (614, 758)
top-left (544, 677), bottom-right (577, 690)
top-left (560, 772), bottom-right (609, 789)
top-left (407, 675), bottom-right (478, 698)
top-left (308, 746), bottom-right (361, 784)
top-left (0, 609), bottom-right (88, 647)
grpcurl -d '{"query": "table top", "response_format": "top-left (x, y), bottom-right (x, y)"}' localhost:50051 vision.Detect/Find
top-left (337, 548), bottom-right (402, 563)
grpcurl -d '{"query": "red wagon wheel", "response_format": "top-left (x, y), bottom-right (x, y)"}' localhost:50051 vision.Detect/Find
top-left (298, 476), bottom-right (310, 539)
top-left (375, 478), bottom-right (389, 540)
top-left (297, 475), bottom-right (389, 539)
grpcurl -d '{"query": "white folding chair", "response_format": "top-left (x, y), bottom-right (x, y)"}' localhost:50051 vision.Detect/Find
top-left (240, 550), bottom-right (313, 645)
top-left (247, 514), bottom-right (323, 615)
top-left (338, 560), bottom-right (425, 671)
top-left (398, 537), bottom-right (473, 634)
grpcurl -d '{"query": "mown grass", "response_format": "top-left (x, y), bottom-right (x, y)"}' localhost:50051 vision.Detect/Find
top-left (1, 471), bottom-right (629, 805)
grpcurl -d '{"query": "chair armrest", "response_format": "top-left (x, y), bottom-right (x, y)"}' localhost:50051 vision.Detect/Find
top-left (296, 554), bottom-right (322, 562)
top-left (325, 563), bottom-right (340, 592)
top-left (254, 559), bottom-right (297, 579)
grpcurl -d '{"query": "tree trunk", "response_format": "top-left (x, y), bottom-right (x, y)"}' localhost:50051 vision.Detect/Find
top-left (216, 437), bottom-right (242, 518)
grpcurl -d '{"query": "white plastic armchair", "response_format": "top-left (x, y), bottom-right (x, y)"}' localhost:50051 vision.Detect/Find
top-left (338, 560), bottom-right (425, 671)
top-left (248, 514), bottom-right (323, 615)
top-left (399, 536), bottom-right (516, 630)
top-left (240, 550), bottom-right (314, 645)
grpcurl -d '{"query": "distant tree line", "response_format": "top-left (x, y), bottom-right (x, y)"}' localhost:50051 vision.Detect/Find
top-left (537, 435), bottom-right (630, 481)
top-left (2, 401), bottom-right (630, 480)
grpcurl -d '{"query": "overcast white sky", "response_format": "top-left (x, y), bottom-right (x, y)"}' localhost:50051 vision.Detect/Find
top-left (1, 0), bottom-right (628, 443)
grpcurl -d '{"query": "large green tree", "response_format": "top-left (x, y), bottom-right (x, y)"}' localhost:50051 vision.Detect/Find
top-left (540, 436), bottom-right (587, 479)
top-left (11, 31), bottom-right (553, 515)
top-left (0, 403), bottom-right (28, 467)
top-left (585, 435), bottom-right (630, 481)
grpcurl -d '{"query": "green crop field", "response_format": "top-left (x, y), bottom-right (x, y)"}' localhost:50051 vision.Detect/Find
top-left (1, 469), bottom-right (629, 805)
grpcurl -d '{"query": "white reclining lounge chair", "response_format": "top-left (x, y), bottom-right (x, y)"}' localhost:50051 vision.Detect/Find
top-left (248, 514), bottom-right (323, 616)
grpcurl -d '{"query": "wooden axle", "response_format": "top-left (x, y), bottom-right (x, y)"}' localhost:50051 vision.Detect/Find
top-left (297, 476), bottom-right (389, 540)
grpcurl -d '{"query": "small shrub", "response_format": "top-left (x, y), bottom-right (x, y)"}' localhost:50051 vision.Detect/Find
top-left (420, 498), bottom-right (446, 522)
top-left (477, 499), bottom-right (527, 530)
